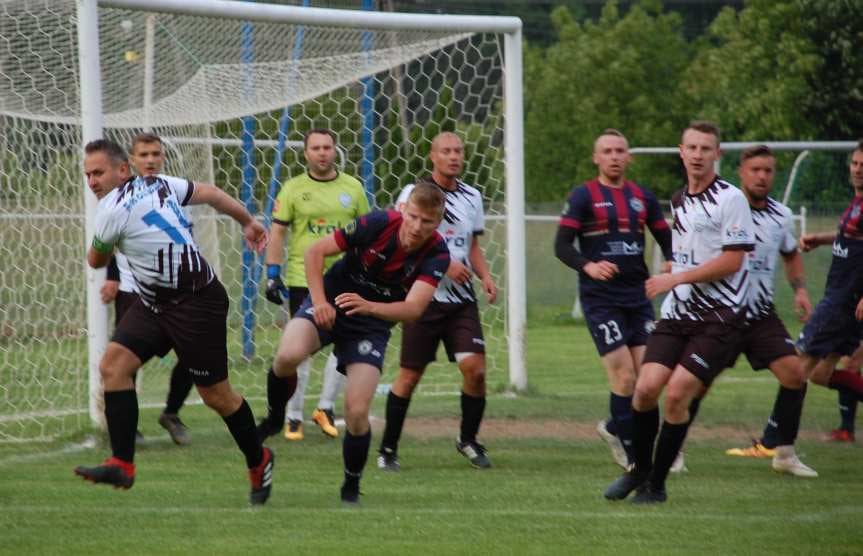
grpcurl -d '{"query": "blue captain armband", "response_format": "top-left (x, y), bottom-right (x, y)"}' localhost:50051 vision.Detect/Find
top-left (91, 236), bottom-right (113, 254)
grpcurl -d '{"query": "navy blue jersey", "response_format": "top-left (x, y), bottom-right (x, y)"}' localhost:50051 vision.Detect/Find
top-left (825, 195), bottom-right (863, 301)
top-left (559, 180), bottom-right (671, 304)
top-left (330, 209), bottom-right (450, 302)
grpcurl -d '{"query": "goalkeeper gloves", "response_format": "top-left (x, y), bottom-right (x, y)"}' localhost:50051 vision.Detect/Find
top-left (265, 264), bottom-right (290, 305)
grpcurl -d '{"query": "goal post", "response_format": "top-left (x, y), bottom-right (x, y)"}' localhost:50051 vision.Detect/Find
top-left (0, 0), bottom-right (526, 441)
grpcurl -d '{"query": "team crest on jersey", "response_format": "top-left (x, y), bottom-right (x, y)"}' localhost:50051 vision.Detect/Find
top-left (629, 197), bottom-right (644, 212)
top-left (644, 320), bottom-right (656, 334)
top-left (339, 193), bottom-right (352, 208)
top-left (358, 340), bottom-right (373, 355)
top-left (302, 192), bottom-right (311, 202)
top-left (852, 205), bottom-right (861, 219)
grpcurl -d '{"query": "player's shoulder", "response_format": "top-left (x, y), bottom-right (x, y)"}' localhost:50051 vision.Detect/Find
top-left (335, 172), bottom-right (363, 189)
top-left (566, 180), bottom-right (594, 200)
top-left (455, 179), bottom-right (482, 200)
top-left (153, 173), bottom-right (188, 188)
top-left (624, 180), bottom-right (659, 199)
top-left (711, 177), bottom-right (744, 199)
top-left (765, 196), bottom-right (793, 219)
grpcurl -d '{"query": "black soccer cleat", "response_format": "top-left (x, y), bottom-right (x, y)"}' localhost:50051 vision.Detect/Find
top-left (456, 437), bottom-right (492, 469)
top-left (256, 417), bottom-right (282, 444)
top-left (340, 472), bottom-right (362, 506)
top-left (377, 448), bottom-right (400, 472)
top-left (74, 457), bottom-right (135, 490)
top-left (603, 471), bottom-right (647, 501)
top-left (630, 482), bottom-right (667, 504)
top-left (158, 412), bottom-right (190, 445)
top-left (248, 447), bottom-right (274, 506)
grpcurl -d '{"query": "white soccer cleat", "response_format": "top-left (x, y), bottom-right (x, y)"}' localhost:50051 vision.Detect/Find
top-left (772, 454), bottom-right (818, 478)
top-left (596, 420), bottom-right (629, 469)
top-left (670, 451), bottom-right (688, 473)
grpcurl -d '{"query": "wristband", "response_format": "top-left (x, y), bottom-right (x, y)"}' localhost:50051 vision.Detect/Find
top-left (266, 264), bottom-right (281, 280)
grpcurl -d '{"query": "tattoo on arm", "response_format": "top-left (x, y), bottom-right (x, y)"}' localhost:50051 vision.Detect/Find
top-left (789, 277), bottom-right (806, 291)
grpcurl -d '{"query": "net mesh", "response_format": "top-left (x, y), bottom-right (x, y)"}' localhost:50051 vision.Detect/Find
top-left (0, 0), bottom-right (509, 441)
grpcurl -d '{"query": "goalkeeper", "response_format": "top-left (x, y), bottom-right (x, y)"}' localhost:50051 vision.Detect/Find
top-left (259, 129), bottom-right (370, 442)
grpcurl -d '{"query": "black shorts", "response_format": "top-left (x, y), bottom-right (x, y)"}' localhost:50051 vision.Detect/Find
top-left (400, 301), bottom-right (485, 370)
top-left (288, 286), bottom-right (310, 316)
top-left (294, 294), bottom-right (391, 375)
top-left (642, 317), bottom-right (744, 387)
top-left (582, 300), bottom-right (655, 356)
top-left (114, 290), bottom-right (139, 327)
top-left (796, 295), bottom-right (863, 358)
top-left (727, 310), bottom-right (796, 370)
top-left (111, 280), bottom-right (229, 386)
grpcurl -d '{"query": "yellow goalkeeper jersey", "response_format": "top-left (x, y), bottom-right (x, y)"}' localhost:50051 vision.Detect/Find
top-left (272, 171), bottom-right (370, 287)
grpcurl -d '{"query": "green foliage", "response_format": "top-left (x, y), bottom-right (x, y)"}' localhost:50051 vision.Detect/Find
top-left (524, 1), bottom-right (693, 201)
top-left (796, 0), bottom-right (863, 139)
top-left (682, 0), bottom-right (821, 141)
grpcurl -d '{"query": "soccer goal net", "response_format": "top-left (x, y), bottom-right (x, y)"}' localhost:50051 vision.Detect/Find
top-left (0, 0), bottom-right (525, 441)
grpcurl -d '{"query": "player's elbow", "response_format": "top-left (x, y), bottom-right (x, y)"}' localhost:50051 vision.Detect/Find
top-left (87, 250), bottom-right (106, 269)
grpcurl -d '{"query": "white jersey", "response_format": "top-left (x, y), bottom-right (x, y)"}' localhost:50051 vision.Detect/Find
top-left (746, 197), bottom-right (797, 319)
top-left (397, 179), bottom-right (485, 303)
top-left (93, 174), bottom-right (214, 309)
top-left (661, 177), bottom-right (755, 322)
top-left (115, 252), bottom-right (136, 293)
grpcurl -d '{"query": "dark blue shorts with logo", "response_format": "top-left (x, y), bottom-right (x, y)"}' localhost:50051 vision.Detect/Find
top-left (796, 295), bottom-right (863, 358)
top-left (294, 293), bottom-right (391, 375)
top-left (582, 299), bottom-right (656, 356)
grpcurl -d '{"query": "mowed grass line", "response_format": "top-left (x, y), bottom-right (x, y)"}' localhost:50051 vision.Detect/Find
top-left (1, 417), bottom-right (860, 555)
top-left (1, 321), bottom-right (861, 554)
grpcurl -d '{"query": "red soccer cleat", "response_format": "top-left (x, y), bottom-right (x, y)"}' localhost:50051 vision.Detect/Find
top-left (74, 457), bottom-right (135, 489)
top-left (826, 429), bottom-right (855, 443)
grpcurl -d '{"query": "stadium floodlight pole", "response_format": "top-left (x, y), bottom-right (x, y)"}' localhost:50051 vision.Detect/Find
top-left (504, 27), bottom-right (527, 392)
top-left (77, 0), bottom-right (108, 429)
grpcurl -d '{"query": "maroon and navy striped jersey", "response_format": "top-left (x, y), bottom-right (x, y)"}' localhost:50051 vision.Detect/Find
top-left (559, 179), bottom-right (671, 304)
top-left (330, 209), bottom-right (450, 302)
top-left (825, 194), bottom-right (863, 300)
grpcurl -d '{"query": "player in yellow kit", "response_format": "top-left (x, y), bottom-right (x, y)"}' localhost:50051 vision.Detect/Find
top-left (258, 129), bottom-right (370, 441)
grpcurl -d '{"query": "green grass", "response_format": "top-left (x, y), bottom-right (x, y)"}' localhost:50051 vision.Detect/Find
top-left (1, 320), bottom-right (861, 554)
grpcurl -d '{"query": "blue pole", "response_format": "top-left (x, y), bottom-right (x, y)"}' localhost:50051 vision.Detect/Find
top-left (361, 0), bottom-right (376, 207)
top-left (253, 0), bottom-right (308, 297)
top-left (240, 19), bottom-right (258, 359)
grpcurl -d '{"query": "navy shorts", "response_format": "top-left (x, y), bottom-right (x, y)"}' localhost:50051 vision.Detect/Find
top-left (643, 317), bottom-right (744, 387)
top-left (727, 310), bottom-right (797, 370)
top-left (582, 300), bottom-right (656, 356)
top-left (796, 296), bottom-right (863, 357)
top-left (400, 301), bottom-right (485, 370)
top-left (112, 280), bottom-right (228, 386)
top-left (294, 294), bottom-right (391, 375)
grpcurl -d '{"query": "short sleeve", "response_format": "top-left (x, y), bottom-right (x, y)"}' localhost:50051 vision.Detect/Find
top-left (334, 210), bottom-right (390, 250)
top-left (161, 175), bottom-right (195, 206)
top-left (415, 239), bottom-right (450, 288)
top-left (720, 190), bottom-right (755, 251)
top-left (395, 184), bottom-right (414, 211)
top-left (92, 198), bottom-right (125, 253)
top-left (559, 186), bottom-right (584, 231)
top-left (272, 180), bottom-right (294, 225)
top-left (356, 183), bottom-right (371, 216)
top-left (472, 190), bottom-right (485, 235)
top-left (779, 212), bottom-right (798, 254)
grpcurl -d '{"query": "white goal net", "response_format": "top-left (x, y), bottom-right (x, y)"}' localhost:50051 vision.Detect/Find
top-left (0, 0), bottom-right (524, 441)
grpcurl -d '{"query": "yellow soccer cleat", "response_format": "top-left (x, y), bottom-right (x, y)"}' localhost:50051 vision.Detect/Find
top-left (283, 419), bottom-right (304, 441)
top-left (725, 440), bottom-right (775, 458)
top-left (312, 408), bottom-right (339, 438)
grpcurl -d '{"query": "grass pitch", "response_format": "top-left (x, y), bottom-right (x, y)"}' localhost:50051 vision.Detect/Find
top-left (1, 320), bottom-right (861, 554)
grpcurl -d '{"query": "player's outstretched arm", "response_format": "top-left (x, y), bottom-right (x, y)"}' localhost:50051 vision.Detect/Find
top-left (190, 184), bottom-right (267, 254)
top-left (304, 234), bottom-right (343, 330)
top-left (799, 232), bottom-right (836, 252)
top-left (645, 250), bottom-right (746, 300)
top-left (335, 280), bottom-right (437, 324)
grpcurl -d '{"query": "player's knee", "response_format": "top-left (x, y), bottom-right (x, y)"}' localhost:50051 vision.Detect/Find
top-left (633, 382), bottom-right (660, 408)
top-left (662, 390), bottom-right (690, 421)
top-left (342, 403), bottom-right (369, 433)
top-left (273, 350), bottom-right (302, 376)
top-left (393, 369), bottom-right (422, 396)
